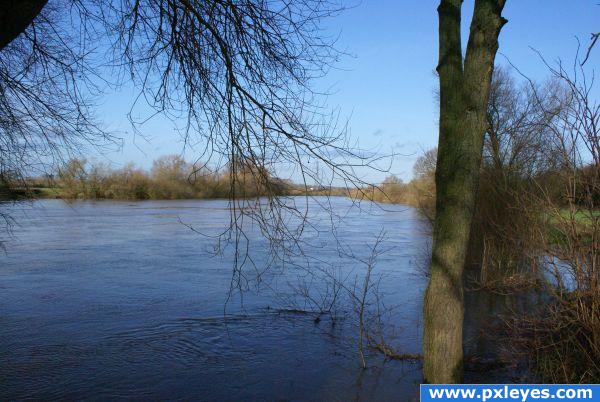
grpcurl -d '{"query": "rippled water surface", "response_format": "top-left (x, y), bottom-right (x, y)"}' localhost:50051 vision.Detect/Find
top-left (1, 197), bottom-right (434, 400)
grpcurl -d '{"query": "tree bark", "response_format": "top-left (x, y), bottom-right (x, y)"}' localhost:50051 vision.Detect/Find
top-left (423, 0), bottom-right (506, 383)
top-left (0, 0), bottom-right (47, 51)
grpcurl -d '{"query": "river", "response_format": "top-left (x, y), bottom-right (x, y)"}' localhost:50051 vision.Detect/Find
top-left (0, 197), bottom-right (522, 400)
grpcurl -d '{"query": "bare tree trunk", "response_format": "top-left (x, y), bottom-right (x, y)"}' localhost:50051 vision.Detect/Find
top-left (0, 0), bottom-right (47, 51)
top-left (423, 0), bottom-right (506, 383)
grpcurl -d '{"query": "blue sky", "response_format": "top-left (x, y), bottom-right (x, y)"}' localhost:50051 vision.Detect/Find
top-left (94, 1), bottom-right (599, 183)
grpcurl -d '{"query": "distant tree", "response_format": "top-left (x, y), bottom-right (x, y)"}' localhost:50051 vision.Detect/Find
top-left (382, 175), bottom-right (403, 186)
top-left (413, 148), bottom-right (438, 180)
top-left (57, 159), bottom-right (88, 199)
top-left (409, 149), bottom-right (437, 222)
top-left (150, 155), bottom-right (192, 199)
top-left (374, 175), bottom-right (405, 203)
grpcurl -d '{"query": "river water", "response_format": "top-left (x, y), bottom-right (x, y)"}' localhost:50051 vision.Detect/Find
top-left (0, 197), bottom-right (521, 400)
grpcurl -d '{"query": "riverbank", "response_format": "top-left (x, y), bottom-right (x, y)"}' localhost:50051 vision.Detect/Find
top-left (13, 155), bottom-right (352, 201)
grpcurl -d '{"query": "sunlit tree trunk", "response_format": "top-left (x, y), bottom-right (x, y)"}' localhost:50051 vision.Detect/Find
top-left (423, 0), bottom-right (507, 383)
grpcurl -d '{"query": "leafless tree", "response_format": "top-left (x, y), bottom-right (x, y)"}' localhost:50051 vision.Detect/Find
top-left (0, 1), bottom-right (114, 190)
top-left (504, 55), bottom-right (599, 384)
top-left (1, 1), bottom-right (390, 277)
top-left (484, 66), bottom-right (568, 177)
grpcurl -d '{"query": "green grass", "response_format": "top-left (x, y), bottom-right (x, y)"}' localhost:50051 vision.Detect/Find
top-left (558, 209), bottom-right (600, 225)
top-left (32, 187), bottom-right (61, 198)
top-left (545, 208), bottom-right (598, 247)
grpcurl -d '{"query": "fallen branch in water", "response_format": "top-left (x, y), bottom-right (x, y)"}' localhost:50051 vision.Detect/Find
top-left (365, 333), bottom-right (422, 361)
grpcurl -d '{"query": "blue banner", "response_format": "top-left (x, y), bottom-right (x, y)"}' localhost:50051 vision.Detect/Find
top-left (421, 384), bottom-right (599, 402)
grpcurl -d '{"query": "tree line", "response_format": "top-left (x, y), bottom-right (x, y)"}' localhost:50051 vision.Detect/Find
top-left (25, 155), bottom-right (292, 200)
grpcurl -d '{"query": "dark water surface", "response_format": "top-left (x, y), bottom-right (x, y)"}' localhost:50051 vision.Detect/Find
top-left (0, 197), bottom-right (433, 400)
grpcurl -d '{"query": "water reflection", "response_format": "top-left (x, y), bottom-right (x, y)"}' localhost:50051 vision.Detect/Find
top-left (463, 284), bottom-right (546, 383)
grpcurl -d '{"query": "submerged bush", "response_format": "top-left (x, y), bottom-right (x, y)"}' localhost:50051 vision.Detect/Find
top-left (509, 291), bottom-right (600, 383)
